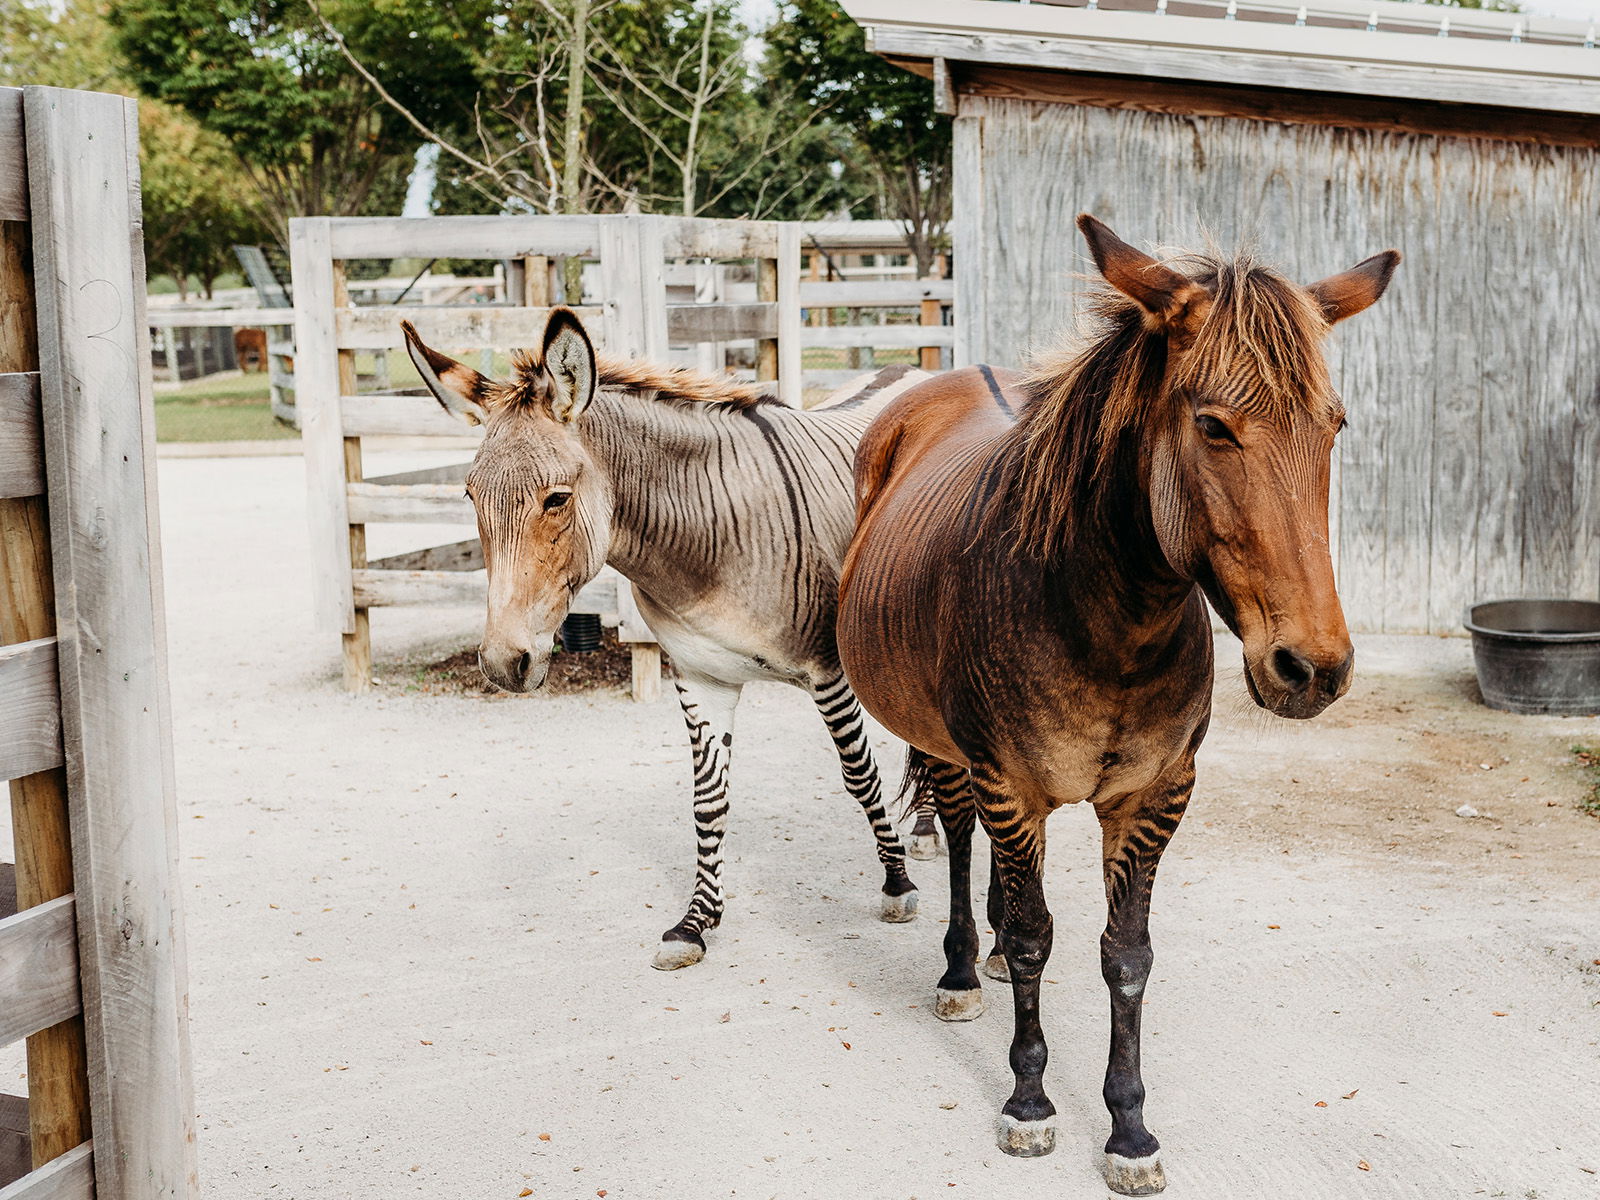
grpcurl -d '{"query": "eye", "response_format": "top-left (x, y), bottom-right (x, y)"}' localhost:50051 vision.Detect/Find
top-left (1195, 414), bottom-right (1235, 443)
top-left (543, 491), bottom-right (572, 512)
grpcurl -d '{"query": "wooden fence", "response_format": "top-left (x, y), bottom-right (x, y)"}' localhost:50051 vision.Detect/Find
top-left (292, 213), bottom-right (809, 697)
top-left (0, 86), bottom-right (196, 1200)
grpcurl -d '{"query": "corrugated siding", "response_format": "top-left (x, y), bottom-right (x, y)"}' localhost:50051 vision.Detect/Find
top-left (955, 96), bottom-right (1600, 633)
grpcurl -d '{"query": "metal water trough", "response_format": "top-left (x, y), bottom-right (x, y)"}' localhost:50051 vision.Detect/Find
top-left (1465, 599), bottom-right (1600, 716)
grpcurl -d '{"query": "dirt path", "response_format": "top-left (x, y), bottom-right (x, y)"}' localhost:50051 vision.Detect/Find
top-left (150, 456), bottom-right (1599, 1200)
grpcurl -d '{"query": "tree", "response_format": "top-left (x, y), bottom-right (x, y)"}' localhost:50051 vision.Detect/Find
top-left (107, 0), bottom-right (479, 242)
top-left (765, 0), bottom-right (951, 276)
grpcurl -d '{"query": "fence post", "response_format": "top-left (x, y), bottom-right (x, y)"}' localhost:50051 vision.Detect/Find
top-left (291, 218), bottom-right (362, 687)
top-left (776, 224), bottom-right (802, 407)
top-left (24, 83), bottom-right (197, 1199)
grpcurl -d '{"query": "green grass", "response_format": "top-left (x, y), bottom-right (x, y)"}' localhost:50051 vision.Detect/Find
top-left (154, 372), bottom-right (294, 443)
top-left (1570, 745), bottom-right (1600, 819)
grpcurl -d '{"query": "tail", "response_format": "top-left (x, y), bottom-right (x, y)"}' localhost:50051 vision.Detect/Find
top-left (895, 746), bottom-right (941, 822)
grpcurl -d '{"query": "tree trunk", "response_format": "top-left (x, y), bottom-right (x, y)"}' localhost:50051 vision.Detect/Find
top-left (561, 0), bottom-right (591, 304)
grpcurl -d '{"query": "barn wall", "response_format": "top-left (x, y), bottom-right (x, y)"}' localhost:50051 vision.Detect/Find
top-left (953, 95), bottom-right (1600, 634)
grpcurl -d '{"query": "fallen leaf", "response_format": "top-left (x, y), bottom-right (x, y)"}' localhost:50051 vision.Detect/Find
top-left (1267, 925), bottom-right (1281, 930)
top-left (537, 1133), bottom-right (551, 1142)
top-left (1342, 1089), bottom-right (1359, 1100)
top-left (519, 1190), bottom-right (533, 1197)
top-left (1492, 1011), bottom-right (1508, 1017)
top-left (939, 1100), bottom-right (958, 1110)
top-left (597, 1192), bottom-right (607, 1197)
top-left (841, 1042), bottom-right (852, 1050)
top-left (419, 1040), bottom-right (433, 1046)
top-left (305, 957), bottom-right (322, 962)
top-left (1314, 1101), bottom-right (1328, 1108)
top-left (718, 1012), bottom-right (730, 1023)
top-left (664, 1007), bottom-right (678, 1012)
top-left (1357, 1160), bottom-right (1370, 1171)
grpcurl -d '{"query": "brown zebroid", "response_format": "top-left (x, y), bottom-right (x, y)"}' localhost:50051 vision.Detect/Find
top-left (837, 215), bottom-right (1398, 1193)
top-left (404, 311), bottom-right (934, 969)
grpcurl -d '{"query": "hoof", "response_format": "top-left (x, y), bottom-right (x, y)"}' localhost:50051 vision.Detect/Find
top-left (908, 832), bottom-right (943, 860)
top-left (880, 888), bottom-right (919, 923)
top-left (651, 938), bottom-right (705, 971)
top-left (1105, 1151), bottom-right (1165, 1195)
top-left (933, 987), bottom-right (984, 1022)
top-left (981, 954), bottom-right (1011, 983)
top-left (996, 1113), bottom-right (1056, 1158)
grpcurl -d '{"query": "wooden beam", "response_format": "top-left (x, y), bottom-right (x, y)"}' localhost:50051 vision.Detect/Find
top-left (0, 373), bottom-right (42, 500)
top-left (367, 539), bottom-right (483, 574)
top-left (630, 644), bottom-right (663, 705)
top-left (345, 483), bottom-right (476, 525)
top-left (334, 304), bottom-right (608, 352)
top-left (862, 13), bottom-right (1600, 116)
top-left (933, 57), bottom-right (957, 115)
top-left (0, 897), bottom-right (81, 1047)
top-left (0, 639), bottom-right (62, 784)
top-left (0, 1141), bottom-right (93, 1200)
top-left (0, 90), bottom-right (24, 224)
top-left (0, 158), bottom-right (90, 1181)
top-left (351, 568), bottom-right (618, 614)
top-left (657, 218), bottom-right (779, 260)
top-left (666, 302), bottom-right (777, 343)
top-left (25, 84), bottom-right (196, 1196)
top-left (802, 325), bottom-right (955, 349)
top-left (800, 279), bottom-right (954, 307)
top-left (143, 308), bottom-right (292, 329)
top-left (957, 62), bottom-right (1600, 150)
top-left (326, 215), bottom-right (602, 260)
top-left (0, 1093), bottom-right (26, 1188)
top-left (363, 462), bottom-right (472, 487)
top-left (340, 393), bottom-right (481, 440)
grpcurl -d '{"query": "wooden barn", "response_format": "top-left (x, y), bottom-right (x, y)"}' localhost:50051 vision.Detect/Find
top-left (842, 0), bottom-right (1600, 634)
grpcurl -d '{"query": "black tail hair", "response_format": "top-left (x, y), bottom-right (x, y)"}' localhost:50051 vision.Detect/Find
top-left (895, 746), bottom-right (940, 821)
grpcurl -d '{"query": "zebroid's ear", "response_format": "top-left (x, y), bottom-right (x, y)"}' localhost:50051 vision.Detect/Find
top-left (1076, 213), bottom-right (1212, 346)
top-left (401, 319), bottom-right (493, 426)
top-left (541, 307), bottom-right (597, 425)
top-left (1306, 250), bottom-right (1401, 326)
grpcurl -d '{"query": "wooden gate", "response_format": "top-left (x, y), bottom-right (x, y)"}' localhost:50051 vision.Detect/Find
top-left (0, 86), bottom-right (196, 1200)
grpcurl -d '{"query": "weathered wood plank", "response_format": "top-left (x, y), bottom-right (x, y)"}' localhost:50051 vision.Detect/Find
top-left (0, 864), bottom-right (14, 921)
top-left (864, 8), bottom-right (1600, 114)
top-left (0, 89), bottom-right (24, 223)
top-left (327, 215), bottom-right (602, 260)
top-left (0, 147), bottom-right (90, 1177)
top-left (291, 218), bottom-right (357, 636)
top-left (951, 108), bottom-right (985, 367)
top-left (341, 393), bottom-right (481, 439)
top-left (335, 305), bottom-right (609, 352)
top-left (0, 639), bottom-right (62, 784)
top-left (346, 483), bottom-right (475, 525)
top-left (363, 462), bottom-right (472, 488)
top-left (658, 217), bottom-right (779, 260)
top-left (957, 64), bottom-right (1600, 151)
top-left (367, 539), bottom-right (483, 574)
top-left (0, 897), bottom-right (81, 1047)
top-left (351, 568), bottom-right (618, 614)
top-left (0, 1093), bottom-right (26, 1188)
top-left (800, 279), bottom-right (954, 307)
top-left (666, 302), bottom-right (776, 343)
top-left (801, 325), bottom-right (955, 349)
top-left (0, 1141), bottom-right (92, 1200)
top-left (144, 307), bottom-right (292, 329)
top-left (776, 223), bottom-right (803, 407)
top-left (25, 84), bottom-right (197, 1197)
top-left (0, 373), bottom-right (42, 500)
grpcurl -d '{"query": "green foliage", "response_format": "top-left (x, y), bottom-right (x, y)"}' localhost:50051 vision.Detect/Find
top-left (765, 0), bottom-right (950, 271)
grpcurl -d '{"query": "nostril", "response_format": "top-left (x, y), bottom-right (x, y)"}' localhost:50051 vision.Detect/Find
top-left (515, 651), bottom-right (532, 681)
top-left (1272, 647), bottom-right (1315, 694)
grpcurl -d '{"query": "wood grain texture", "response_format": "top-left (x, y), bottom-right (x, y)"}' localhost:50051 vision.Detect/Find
top-left (0, 639), bottom-right (62, 784)
top-left (0, 374), bottom-right (43, 500)
top-left (0, 157), bottom-right (89, 1178)
top-left (327, 215), bottom-right (601, 260)
top-left (345, 483), bottom-right (476, 525)
top-left (24, 84), bottom-right (196, 1197)
top-left (363, 462), bottom-right (472, 488)
top-left (334, 304), bottom-right (609, 352)
top-left (959, 94), bottom-right (1600, 632)
top-left (0, 90), bottom-right (24, 223)
top-left (351, 568), bottom-right (618, 614)
top-left (0, 1093), bottom-right (26, 1188)
top-left (666, 302), bottom-right (777, 342)
top-left (0, 1141), bottom-right (92, 1200)
top-left (0, 896), bottom-right (81, 1046)
top-left (341, 393), bottom-right (483, 439)
top-left (366, 539), bottom-right (483, 574)
top-left (955, 65), bottom-right (1600, 150)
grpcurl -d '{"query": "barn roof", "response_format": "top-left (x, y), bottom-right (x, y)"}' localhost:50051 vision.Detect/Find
top-left (841, 0), bottom-right (1600, 115)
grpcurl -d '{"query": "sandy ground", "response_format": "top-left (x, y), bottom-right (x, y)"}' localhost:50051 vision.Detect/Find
top-left (10, 452), bottom-right (1600, 1200)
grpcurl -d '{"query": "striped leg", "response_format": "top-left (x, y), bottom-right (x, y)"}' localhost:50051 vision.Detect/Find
top-left (974, 768), bottom-right (1057, 1159)
top-left (654, 676), bottom-right (742, 971)
top-left (1095, 770), bottom-right (1192, 1196)
top-left (810, 670), bottom-right (918, 923)
top-left (908, 806), bottom-right (944, 860)
top-left (923, 755), bottom-right (984, 1022)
